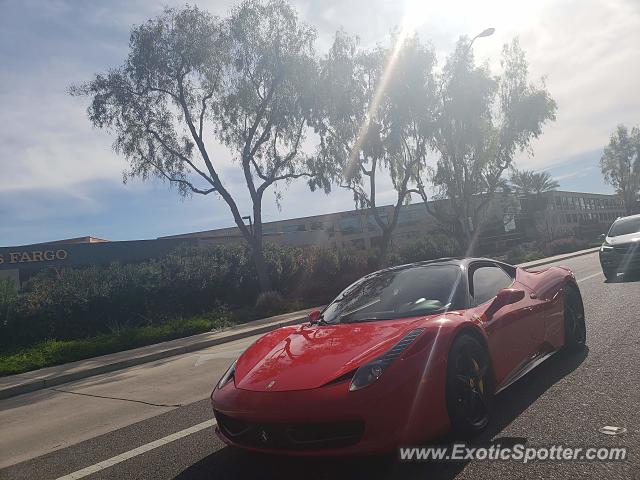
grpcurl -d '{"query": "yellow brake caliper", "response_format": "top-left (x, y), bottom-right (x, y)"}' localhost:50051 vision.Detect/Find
top-left (472, 358), bottom-right (484, 394)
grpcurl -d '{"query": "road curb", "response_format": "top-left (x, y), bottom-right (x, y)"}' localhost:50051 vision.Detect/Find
top-left (0, 314), bottom-right (310, 400)
top-left (0, 247), bottom-right (601, 400)
top-left (517, 247), bottom-right (600, 269)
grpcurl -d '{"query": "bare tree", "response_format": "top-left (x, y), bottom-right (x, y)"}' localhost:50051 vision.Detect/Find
top-left (71, 2), bottom-right (330, 291)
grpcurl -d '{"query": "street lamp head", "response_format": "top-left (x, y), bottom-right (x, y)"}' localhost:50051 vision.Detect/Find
top-left (478, 27), bottom-right (495, 38)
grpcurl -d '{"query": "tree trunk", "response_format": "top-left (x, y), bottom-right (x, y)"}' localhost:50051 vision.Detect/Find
top-left (377, 229), bottom-right (393, 268)
top-left (252, 240), bottom-right (271, 293)
top-left (251, 200), bottom-right (271, 293)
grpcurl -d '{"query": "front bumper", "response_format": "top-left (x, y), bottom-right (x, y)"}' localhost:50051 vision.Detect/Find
top-left (210, 354), bottom-right (450, 455)
top-left (599, 244), bottom-right (640, 273)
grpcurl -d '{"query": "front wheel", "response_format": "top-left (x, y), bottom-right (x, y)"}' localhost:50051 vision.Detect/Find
top-left (602, 267), bottom-right (616, 281)
top-left (445, 334), bottom-right (493, 437)
top-left (563, 287), bottom-right (586, 351)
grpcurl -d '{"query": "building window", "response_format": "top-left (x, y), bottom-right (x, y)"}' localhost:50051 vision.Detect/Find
top-left (339, 217), bottom-right (363, 235)
top-left (350, 238), bottom-right (366, 249)
top-left (282, 224), bottom-right (306, 233)
top-left (309, 221), bottom-right (334, 232)
top-left (366, 214), bottom-right (388, 232)
top-left (397, 209), bottom-right (419, 226)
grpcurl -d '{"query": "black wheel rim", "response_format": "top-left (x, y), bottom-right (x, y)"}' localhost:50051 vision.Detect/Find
top-left (451, 345), bottom-right (490, 428)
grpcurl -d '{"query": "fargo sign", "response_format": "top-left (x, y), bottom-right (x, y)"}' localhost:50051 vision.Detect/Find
top-left (0, 249), bottom-right (68, 265)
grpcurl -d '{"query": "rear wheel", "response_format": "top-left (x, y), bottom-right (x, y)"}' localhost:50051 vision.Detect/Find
top-left (563, 286), bottom-right (586, 351)
top-left (445, 334), bottom-right (493, 437)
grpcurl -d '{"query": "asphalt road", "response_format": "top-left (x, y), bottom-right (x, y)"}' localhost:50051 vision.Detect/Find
top-left (1, 252), bottom-right (638, 480)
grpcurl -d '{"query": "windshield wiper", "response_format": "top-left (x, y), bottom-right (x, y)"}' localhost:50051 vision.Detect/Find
top-left (339, 316), bottom-right (381, 324)
top-left (340, 307), bottom-right (447, 324)
top-left (309, 315), bottom-right (329, 326)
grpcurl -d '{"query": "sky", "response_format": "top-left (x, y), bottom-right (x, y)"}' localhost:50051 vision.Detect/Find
top-left (1, 0), bottom-right (639, 246)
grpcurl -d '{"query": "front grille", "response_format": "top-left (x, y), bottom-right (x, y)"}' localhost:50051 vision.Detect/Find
top-left (215, 411), bottom-right (364, 450)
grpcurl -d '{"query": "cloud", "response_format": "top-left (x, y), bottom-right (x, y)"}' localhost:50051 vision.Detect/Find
top-left (0, 0), bottom-right (638, 245)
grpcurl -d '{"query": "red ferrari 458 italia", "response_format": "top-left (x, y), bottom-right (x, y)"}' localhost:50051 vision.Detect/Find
top-left (211, 257), bottom-right (586, 455)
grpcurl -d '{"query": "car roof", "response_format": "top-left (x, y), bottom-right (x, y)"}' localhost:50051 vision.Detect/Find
top-left (614, 213), bottom-right (640, 222)
top-left (376, 257), bottom-right (514, 274)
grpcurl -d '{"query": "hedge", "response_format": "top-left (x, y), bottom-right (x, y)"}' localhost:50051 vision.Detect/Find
top-left (0, 237), bottom-right (459, 350)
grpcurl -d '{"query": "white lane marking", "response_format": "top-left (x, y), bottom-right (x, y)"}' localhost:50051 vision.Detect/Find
top-left (577, 271), bottom-right (603, 283)
top-left (55, 419), bottom-right (216, 480)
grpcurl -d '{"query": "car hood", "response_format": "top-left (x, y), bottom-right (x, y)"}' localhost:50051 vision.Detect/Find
top-left (606, 233), bottom-right (640, 245)
top-left (234, 317), bottom-right (430, 392)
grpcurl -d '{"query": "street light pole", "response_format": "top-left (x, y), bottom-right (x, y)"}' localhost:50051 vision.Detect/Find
top-left (467, 27), bottom-right (495, 52)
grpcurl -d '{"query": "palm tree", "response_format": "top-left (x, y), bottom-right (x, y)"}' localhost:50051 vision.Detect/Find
top-left (510, 169), bottom-right (559, 195)
top-left (510, 169), bottom-right (535, 194)
top-left (510, 168), bottom-right (559, 241)
top-left (530, 171), bottom-right (560, 194)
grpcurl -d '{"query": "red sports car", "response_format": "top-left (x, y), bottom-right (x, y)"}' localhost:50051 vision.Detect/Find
top-left (210, 257), bottom-right (586, 455)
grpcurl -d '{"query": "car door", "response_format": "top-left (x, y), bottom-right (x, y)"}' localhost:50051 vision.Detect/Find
top-left (468, 262), bottom-right (542, 385)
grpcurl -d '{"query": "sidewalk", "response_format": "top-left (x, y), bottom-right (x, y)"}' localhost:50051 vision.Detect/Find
top-left (0, 246), bottom-right (600, 400)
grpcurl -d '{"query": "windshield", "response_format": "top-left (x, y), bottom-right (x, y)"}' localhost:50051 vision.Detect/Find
top-left (321, 265), bottom-right (463, 324)
top-left (608, 217), bottom-right (640, 237)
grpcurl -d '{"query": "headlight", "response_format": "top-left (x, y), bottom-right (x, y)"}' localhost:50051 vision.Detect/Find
top-left (349, 328), bottom-right (425, 391)
top-left (600, 244), bottom-right (613, 252)
top-left (217, 360), bottom-right (237, 390)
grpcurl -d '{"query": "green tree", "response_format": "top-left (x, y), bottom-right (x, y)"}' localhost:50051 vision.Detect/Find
top-left (71, 2), bottom-right (329, 291)
top-left (600, 124), bottom-right (640, 214)
top-left (313, 31), bottom-right (436, 263)
top-left (510, 169), bottom-right (559, 194)
top-left (415, 38), bottom-right (557, 252)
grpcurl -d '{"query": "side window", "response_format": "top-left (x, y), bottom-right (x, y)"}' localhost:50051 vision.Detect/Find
top-left (470, 265), bottom-right (513, 307)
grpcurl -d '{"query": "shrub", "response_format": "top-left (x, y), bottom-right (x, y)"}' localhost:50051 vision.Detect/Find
top-left (0, 278), bottom-right (18, 334)
top-left (504, 245), bottom-right (526, 264)
top-left (0, 235), bottom-right (470, 351)
top-left (543, 237), bottom-right (589, 256)
top-left (0, 313), bottom-right (231, 376)
top-left (254, 290), bottom-right (286, 317)
top-left (394, 235), bottom-right (460, 264)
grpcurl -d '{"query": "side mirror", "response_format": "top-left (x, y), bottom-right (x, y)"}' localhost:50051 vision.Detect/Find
top-left (308, 309), bottom-right (322, 323)
top-left (598, 233), bottom-right (606, 242)
top-left (485, 288), bottom-right (525, 319)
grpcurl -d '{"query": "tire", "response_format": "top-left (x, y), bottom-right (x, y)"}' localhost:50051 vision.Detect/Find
top-left (563, 286), bottom-right (586, 351)
top-left (603, 268), bottom-right (616, 281)
top-left (445, 334), bottom-right (493, 437)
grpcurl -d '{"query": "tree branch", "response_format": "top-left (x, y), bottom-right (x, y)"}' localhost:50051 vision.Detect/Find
top-left (199, 91), bottom-right (214, 140)
top-left (175, 76), bottom-right (252, 242)
top-left (137, 148), bottom-right (217, 196)
top-left (145, 126), bottom-right (216, 189)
